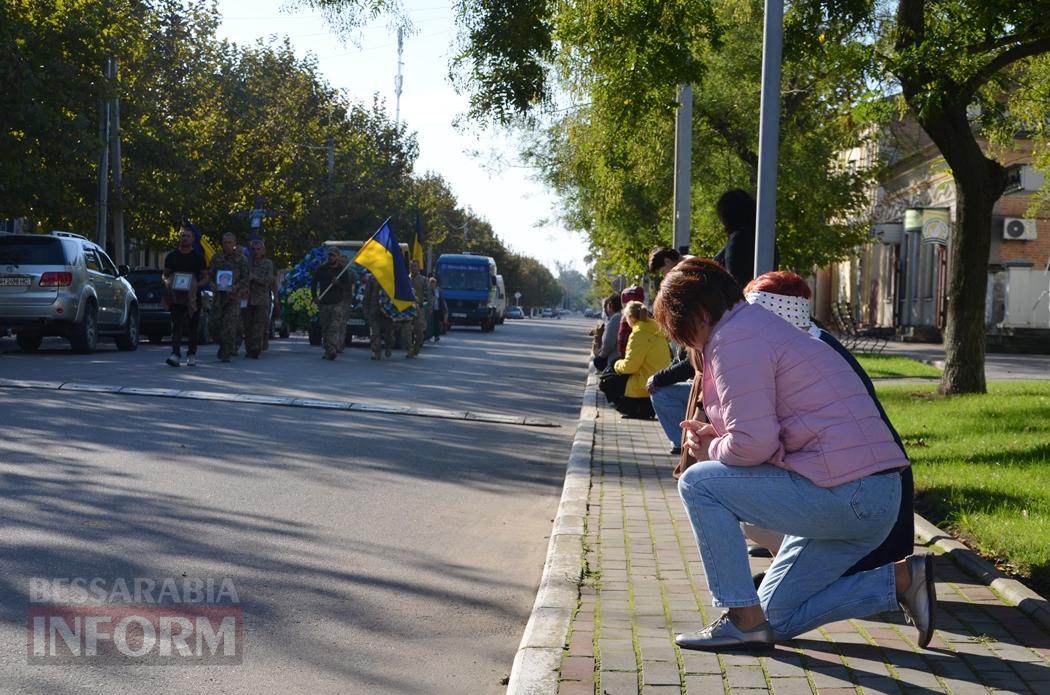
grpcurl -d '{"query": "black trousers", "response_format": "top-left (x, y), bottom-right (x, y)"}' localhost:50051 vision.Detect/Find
top-left (843, 466), bottom-right (915, 576)
top-left (599, 372), bottom-right (656, 419)
top-left (170, 303), bottom-right (200, 357)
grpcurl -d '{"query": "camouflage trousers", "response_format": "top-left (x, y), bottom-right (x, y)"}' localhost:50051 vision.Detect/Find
top-left (211, 295), bottom-right (241, 359)
top-left (244, 304), bottom-right (269, 356)
top-left (319, 304), bottom-right (344, 357)
top-left (394, 318), bottom-right (413, 356)
top-left (368, 312), bottom-right (393, 357)
top-left (410, 304), bottom-right (427, 355)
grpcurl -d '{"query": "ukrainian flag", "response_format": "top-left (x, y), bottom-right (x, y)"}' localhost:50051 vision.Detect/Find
top-left (185, 220), bottom-right (215, 264)
top-left (410, 211), bottom-right (425, 268)
top-left (352, 219), bottom-right (416, 312)
top-left (199, 235), bottom-right (216, 265)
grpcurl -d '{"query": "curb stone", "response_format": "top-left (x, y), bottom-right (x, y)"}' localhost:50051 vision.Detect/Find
top-left (913, 514), bottom-right (1050, 632)
top-left (506, 372), bottom-right (597, 694)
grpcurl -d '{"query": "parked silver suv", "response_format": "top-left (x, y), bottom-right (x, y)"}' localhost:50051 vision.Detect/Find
top-left (0, 231), bottom-right (139, 353)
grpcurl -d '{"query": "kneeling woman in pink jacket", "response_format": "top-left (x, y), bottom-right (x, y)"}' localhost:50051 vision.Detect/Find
top-left (653, 258), bottom-right (935, 652)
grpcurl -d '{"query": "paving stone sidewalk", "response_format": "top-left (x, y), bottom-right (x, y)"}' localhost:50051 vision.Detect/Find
top-left (554, 402), bottom-right (1050, 695)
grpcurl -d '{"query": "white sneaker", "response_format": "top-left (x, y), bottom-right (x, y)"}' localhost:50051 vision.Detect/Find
top-left (186, 355), bottom-right (197, 367)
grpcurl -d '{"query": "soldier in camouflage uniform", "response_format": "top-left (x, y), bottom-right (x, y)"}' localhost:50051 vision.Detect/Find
top-left (209, 232), bottom-right (249, 362)
top-left (362, 273), bottom-right (394, 360)
top-left (312, 247), bottom-right (352, 360)
top-left (244, 238), bottom-right (275, 358)
top-left (408, 260), bottom-right (433, 357)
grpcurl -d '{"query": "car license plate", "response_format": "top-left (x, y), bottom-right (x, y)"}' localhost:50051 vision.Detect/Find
top-left (348, 318), bottom-right (365, 326)
top-left (140, 303), bottom-right (164, 310)
top-left (451, 312), bottom-right (467, 318)
top-left (0, 276), bottom-right (31, 286)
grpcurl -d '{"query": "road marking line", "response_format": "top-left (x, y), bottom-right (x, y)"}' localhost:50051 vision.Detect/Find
top-left (0, 379), bottom-right (559, 428)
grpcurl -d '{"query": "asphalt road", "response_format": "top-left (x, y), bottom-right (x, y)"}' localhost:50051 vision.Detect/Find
top-left (0, 317), bottom-right (594, 694)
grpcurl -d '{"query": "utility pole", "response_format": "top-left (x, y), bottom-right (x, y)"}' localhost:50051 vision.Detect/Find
top-left (394, 26), bottom-right (404, 125)
top-left (672, 83), bottom-right (693, 256)
top-left (96, 58), bottom-right (113, 250)
top-left (109, 58), bottom-right (125, 265)
top-left (754, 0), bottom-right (784, 277)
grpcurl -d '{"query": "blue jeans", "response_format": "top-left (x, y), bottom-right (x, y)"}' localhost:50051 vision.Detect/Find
top-left (650, 381), bottom-right (691, 446)
top-left (678, 460), bottom-right (901, 639)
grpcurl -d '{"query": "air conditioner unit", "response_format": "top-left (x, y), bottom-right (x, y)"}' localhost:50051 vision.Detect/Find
top-left (1003, 217), bottom-right (1037, 241)
top-left (1004, 164), bottom-right (1046, 194)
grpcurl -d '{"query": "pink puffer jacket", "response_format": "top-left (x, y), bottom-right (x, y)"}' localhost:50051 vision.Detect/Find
top-left (699, 302), bottom-right (908, 487)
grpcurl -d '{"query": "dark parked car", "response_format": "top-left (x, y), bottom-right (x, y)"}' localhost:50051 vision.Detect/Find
top-left (126, 268), bottom-right (210, 345)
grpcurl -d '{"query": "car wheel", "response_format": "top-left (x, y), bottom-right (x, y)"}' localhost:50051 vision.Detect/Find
top-left (16, 332), bottom-right (43, 352)
top-left (308, 323), bottom-right (321, 346)
top-left (69, 303), bottom-right (98, 354)
top-left (279, 325), bottom-right (290, 339)
top-left (115, 306), bottom-right (139, 351)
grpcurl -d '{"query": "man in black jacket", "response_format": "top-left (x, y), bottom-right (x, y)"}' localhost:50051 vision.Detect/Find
top-left (645, 247), bottom-right (694, 455)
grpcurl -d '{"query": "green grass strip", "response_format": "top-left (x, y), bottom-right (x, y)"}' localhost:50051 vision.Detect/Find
top-left (853, 354), bottom-right (942, 378)
top-left (877, 381), bottom-right (1050, 595)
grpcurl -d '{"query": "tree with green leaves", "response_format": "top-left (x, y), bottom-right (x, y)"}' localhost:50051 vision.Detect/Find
top-left (453, 1), bottom-right (875, 278)
top-left (875, 1), bottom-right (1050, 394)
top-left (0, 0), bottom-right (148, 231)
top-left (450, 0), bottom-right (1050, 395)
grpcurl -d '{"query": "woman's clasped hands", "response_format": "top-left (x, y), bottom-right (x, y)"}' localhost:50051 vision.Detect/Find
top-left (681, 420), bottom-right (718, 461)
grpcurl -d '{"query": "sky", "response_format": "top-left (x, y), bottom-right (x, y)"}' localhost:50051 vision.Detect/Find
top-left (214, 0), bottom-right (589, 273)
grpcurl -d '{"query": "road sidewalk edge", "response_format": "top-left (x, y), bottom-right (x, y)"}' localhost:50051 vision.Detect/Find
top-left (506, 371), bottom-right (598, 695)
top-left (913, 514), bottom-right (1050, 632)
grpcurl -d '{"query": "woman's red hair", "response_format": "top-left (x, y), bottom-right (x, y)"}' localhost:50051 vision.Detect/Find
top-left (743, 271), bottom-right (812, 299)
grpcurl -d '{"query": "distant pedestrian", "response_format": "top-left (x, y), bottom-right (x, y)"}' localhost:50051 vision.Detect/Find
top-left (312, 247), bottom-right (352, 360)
top-left (244, 239), bottom-right (275, 359)
top-left (163, 223), bottom-right (209, 367)
top-left (592, 294), bottom-right (621, 372)
top-left (208, 232), bottom-right (249, 362)
top-left (711, 188), bottom-right (778, 289)
top-left (408, 260), bottom-right (432, 357)
top-left (429, 276), bottom-right (446, 342)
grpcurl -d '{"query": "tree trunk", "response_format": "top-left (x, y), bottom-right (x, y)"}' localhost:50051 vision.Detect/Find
top-left (941, 180), bottom-right (994, 394)
top-left (915, 106), bottom-right (1006, 395)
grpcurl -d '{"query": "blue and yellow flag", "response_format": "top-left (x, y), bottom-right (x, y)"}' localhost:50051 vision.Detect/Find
top-left (351, 219), bottom-right (416, 312)
top-left (184, 220), bottom-right (214, 265)
top-left (411, 211), bottom-right (425, 268)
top-left (199, 235), bottom-right (216, 265)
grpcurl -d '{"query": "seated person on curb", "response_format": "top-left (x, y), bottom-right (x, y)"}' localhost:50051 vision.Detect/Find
top-left (646, 246), bottom-right (695, 456)
top-left (592, 294), bottom-right (622, 372)
top-left (615, 285), bottom-right (645, 358)
top-left (598, 301), bottom-right (670, 419)
top-left (737, 271), bottom-right (915, 583)
top-left (647, 345), bottom-right (693, 456)
top-left (652, 258), bottom-right (935, 652)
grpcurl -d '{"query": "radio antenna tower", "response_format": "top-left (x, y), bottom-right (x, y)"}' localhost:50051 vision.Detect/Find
top-left (394, 26), bottom-right (404, 125)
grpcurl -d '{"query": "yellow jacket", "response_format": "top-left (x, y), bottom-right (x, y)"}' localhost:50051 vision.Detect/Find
top-left (614, 318), bottom-right (671, 398)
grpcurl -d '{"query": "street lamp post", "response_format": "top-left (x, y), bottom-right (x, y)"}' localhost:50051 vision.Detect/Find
top-left (754, 0), bottom-right (783, 277)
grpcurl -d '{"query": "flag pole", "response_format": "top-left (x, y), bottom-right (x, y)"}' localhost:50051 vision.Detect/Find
top-left (317, 217), bottom-right (391, 302)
